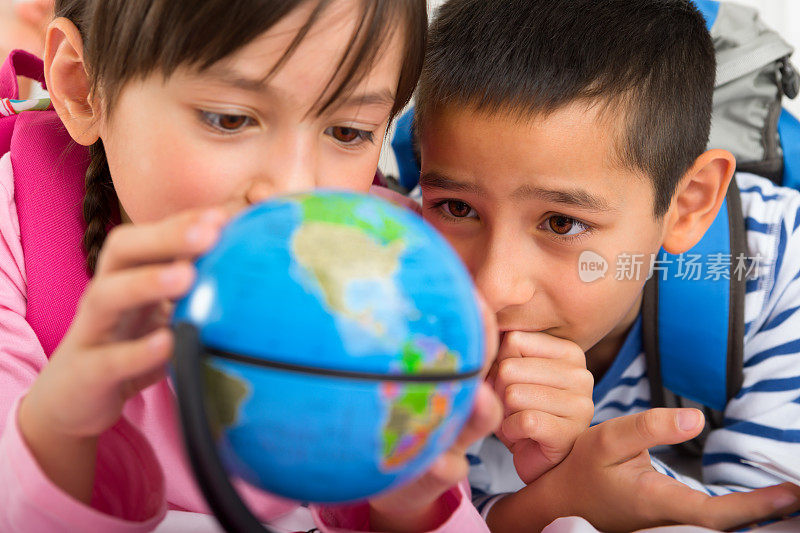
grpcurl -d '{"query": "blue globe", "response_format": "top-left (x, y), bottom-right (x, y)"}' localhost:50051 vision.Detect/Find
top-left (172, 191), bottom-right (484, 504)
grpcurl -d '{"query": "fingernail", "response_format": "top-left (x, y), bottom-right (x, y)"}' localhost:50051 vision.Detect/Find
top-left (773, 492), bottom-right (798, 510)
top-left (200, 208), bottom-right (225, 226)
top-left (148, 329), bottom-right (171, 350)
top-left (161, 263), bottom-right (190, 285)
top-left (677, 410), bottom-right (701, 431)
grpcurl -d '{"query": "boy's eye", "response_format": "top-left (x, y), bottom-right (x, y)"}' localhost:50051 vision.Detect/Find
top-left (544, 215), bottom-right (589, 237)
top-left (326, 126), bottom-right (375, 145)
top-left (442, 200), bottom-right (477, 219)
top-left (201, 111), bottom-right (254, 133)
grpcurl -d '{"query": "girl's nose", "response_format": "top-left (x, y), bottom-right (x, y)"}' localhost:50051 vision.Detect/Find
top-left (245, 138), bottom-right (318, 205)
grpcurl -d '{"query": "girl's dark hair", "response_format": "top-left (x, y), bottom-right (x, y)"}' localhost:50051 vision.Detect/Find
top-left (54, 0), bottom-right (427, 272)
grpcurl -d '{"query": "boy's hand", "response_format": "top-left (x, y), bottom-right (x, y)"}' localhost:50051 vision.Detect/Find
top-left (488, 331), bottom-right (594, 483)
top-left (487, 408), bottom-right (800, 533)
top-left (368, 294), bottom-right (503, 532)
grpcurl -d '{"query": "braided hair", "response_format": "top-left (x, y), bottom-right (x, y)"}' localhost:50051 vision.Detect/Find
top-left (81, 141), bottom-right (115, 273)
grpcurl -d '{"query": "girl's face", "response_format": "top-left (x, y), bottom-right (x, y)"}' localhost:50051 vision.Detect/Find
top-left (99, 0), bottom-right (404, 224)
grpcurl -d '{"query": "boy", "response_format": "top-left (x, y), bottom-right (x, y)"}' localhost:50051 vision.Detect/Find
top-left (415, 0), bottom-right (800, 530)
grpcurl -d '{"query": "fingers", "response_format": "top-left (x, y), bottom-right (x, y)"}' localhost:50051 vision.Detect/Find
top-left (494, 357), bottom-right (594, 397)
top-left (81, 328), bottom-right (174, 391)
top-left (450, 381), bottom-right (503, 454)
top-left (498, 331), bottom-right (587, 367)
top-left (72, 262), bottom-right (195, 341)
top-left (646, 476), bottom-right (800, 531)
top-left (699, 483), bottom-right (800, 531)
top-left (501, 388), bottom-right (593, 437)
top-left (591, 408), bottom-right (705, 465)
top-left (95, 208), bottom-right (228, 275)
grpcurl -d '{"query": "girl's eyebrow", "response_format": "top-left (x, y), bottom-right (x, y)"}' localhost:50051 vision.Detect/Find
top-left (201, 65), bottom-right (395, 110)
top-left (335, 89), bottom-right (395, 109)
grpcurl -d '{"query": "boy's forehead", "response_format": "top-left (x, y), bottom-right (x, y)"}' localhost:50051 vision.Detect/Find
top-left (419, 102), bottom-right (646, 204)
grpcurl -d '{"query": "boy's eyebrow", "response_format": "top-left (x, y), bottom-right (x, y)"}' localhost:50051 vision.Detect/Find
top-left (420, 172), bottom-right (614, 212)
top-left (512, 184), bottom-right (615, 212)
top-left (419, 172), bottom-right (484, 194)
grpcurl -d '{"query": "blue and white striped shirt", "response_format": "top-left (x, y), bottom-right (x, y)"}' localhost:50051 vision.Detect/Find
top-left (470, 172), bottom-right (800, 512)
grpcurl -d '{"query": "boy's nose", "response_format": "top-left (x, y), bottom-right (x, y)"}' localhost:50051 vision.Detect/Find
top-left (473, 242), bottom-right (536, 314)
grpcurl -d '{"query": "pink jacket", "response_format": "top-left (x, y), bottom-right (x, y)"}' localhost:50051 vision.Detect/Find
top-left (0, 130), bottom-right (487, 533)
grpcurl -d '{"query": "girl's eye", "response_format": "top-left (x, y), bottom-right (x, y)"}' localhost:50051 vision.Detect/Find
top-left (440, 200), bottom-right (478, 219)
top-left (326, 126), bottom-right (375, 145)
top-left (201, 111), bottom-right (254, 133)
top-left (543, 215), bottom-right (590, 237)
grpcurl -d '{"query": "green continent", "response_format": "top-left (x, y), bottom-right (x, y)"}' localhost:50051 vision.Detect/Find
top-left (292, 221), bottom-right (405, 331)
top-left (203, 364), bottom-right (251, 441)
top-left (300, 195), bottom-right (406, 245)
top-left (383, 384), bottom-right (435, 455)
top-left (401, 340), bottom-right (459, 374)
top-left (381, 382), bottom-right (451, 468)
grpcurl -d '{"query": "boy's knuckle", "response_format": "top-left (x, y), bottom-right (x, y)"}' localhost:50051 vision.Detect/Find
top-left (504, 384), bottom-right (522, 409)
top-left (635, 411), bottom-right (659, 441)
top-left (592, 425), bottom-right (615, 453)
top-left (577, 396), bottom-right (595, 420)
top-left (496, 359), bottom-right (518, 383)
top-left (566, 345), bottom-right (586, 367)
top-left (520, 411), bottom-right (540, 436)
top-left (577, 369), bottom-right (594, 392)
top-left (505, 331), bottom-right (525, 352)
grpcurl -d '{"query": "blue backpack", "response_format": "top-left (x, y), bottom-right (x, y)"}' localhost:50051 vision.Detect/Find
top-left (390, 0), bottom-right (800, 453)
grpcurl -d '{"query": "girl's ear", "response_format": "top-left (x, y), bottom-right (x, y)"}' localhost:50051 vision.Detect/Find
top-left (661, 149), bottom-right (736, 255)
top-left (44, 17), bottom-right (100, 146)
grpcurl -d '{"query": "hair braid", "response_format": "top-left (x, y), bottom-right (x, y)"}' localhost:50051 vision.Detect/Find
top-left (82, 141), bottom-right (116, 274)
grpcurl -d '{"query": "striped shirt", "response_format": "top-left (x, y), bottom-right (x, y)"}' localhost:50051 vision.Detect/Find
top-left (470, 172), bottom-right (800, 514)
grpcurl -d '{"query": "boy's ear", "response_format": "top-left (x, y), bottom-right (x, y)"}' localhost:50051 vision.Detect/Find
top-left (661, 149), bottom-right (736, 255)
top-left (44, 17), bottom-right (100, 146)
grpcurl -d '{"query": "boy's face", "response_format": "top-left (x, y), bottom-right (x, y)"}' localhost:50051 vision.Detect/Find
top-left (419, 103), bottom-right (668, 359)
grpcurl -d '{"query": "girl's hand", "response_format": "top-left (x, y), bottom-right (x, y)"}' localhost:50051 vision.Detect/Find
top-left (18, 208), bottom-right (228, 502)
top-left (487, 408), bottom-right (800, 533)
top-left (368, 294), bottom-right (503, 532)
top-left (488, 331), bottom-right (594, 483)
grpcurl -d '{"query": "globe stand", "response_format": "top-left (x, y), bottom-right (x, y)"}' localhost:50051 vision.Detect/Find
top-left (172, 322), bottom-right (278, 533)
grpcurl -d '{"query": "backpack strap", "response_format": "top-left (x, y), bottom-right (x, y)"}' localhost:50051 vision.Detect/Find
top-left (779, 110), bottom-right (800, 191)
top-left (0, 49), bottom-right (47, 99)
top-left (0, 50), bottom-right (93, 357)
top-left (694, 0), bottom-right (720, 31)
top-left (642, 178), bottom-right (746, 454)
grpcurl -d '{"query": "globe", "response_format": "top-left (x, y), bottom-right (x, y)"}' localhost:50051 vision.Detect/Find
top-left (171, 191), bottom-right (484, 505)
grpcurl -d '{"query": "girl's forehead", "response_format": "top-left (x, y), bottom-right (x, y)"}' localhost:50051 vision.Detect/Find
top-left (186, 2), bottom-right (405, 115)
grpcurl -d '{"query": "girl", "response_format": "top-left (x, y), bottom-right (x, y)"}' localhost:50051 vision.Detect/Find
top-left (0, 0), bottom-right (502, 531)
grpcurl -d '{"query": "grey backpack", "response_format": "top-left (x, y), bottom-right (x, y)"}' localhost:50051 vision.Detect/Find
top-left (700, 0), bottom-right (800, 187)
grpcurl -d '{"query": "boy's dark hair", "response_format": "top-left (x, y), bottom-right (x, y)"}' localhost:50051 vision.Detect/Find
top-left (54, 0), bottom-right (426, 272)
top-left (416, 0), bottom-right (716, 218)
